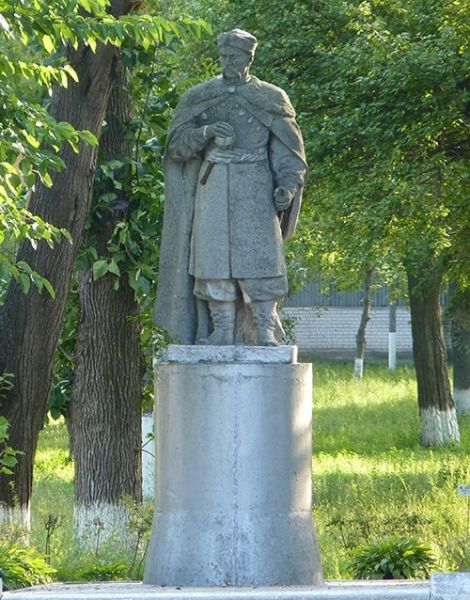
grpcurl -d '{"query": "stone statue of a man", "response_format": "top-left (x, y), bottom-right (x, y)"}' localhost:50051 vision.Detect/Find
top-left (154, 29), bottom-right (307, 346)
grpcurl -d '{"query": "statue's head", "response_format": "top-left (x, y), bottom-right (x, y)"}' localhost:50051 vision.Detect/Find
top-left (217, 29), bottom-right (257, 82)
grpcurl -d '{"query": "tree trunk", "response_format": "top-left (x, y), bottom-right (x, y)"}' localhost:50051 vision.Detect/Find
top-left (407, 261), bottom-right (460, 446)
top-left (449, 284), bottom-right (470, 416)
top-left (388, 302), bottom-right (397, 370)
top-left (71, 273), bottom-right (142, 542)
top-left (354, 268), bottom-right (373, 378)
top-left (68, 59), bottom-right (143, 543)
top-left (0, 0), bottom-right (133, 527)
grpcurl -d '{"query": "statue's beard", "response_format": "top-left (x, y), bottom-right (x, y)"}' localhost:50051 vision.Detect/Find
top-left (223, 68), bottom-right (246, 82)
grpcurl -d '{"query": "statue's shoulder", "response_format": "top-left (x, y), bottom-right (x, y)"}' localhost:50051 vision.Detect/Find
top-left (250, 77), bottom-right (289, 99)
top-left (178, 76), bottom-right (223, 109)
top-left (246, 77), bottom-right (295, 117)
top-left (169, 77), bottom-right (223, 131)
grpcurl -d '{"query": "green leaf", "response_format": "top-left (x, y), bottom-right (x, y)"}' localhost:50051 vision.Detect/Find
top-left (1, 454), bottom-right (17, 468)
top-left (80, 130), bottom-right (98, 146)
top-left (43, 278), bottom-right (56, 299)
top-left (107, 259), bottom-right (120, 276)
top-left (60, 70), bottom-right (69, 88)
top-left (42, 34), bottom-right (55, 54)
top-left (87, 36), bottom-right (97, 53)
top-left (137, 276), bottom-right (151, 294)
top-left (80, 0), bottom-right (92, 12)
top-left (56, 121), bottom-right (76, 139)
top-left (92, 259), bottom-right (109, 280)
top-left (0, 162), bottom-right (18, 175)
top-left (68, 139), bottom-right (80, 153)
top-left (63, 65), bottom-right (79, 83)
top-left (39, 171), bottom-right (53, 187)
top-left (17, 273), bottom-right (30, 294)
top-left (24, 133), bottom-right (41, 149)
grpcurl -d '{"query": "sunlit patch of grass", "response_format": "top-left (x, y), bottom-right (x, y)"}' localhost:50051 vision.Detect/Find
top-left (34, 417), bottom-right (73, 483)
top-left (311, 361), bottom-right (470, 578)
top-left (30, 418), bottom-right (74, 565)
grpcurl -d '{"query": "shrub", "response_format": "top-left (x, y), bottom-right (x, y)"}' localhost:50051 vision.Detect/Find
top-left (0, 382), bottom-right (20, 474)
top-left (75, 561), bottom-right (128, 581)
top-left (350, 536), bottom-right (438, 580)
top-left (0, 542), bottom-right (56, 590)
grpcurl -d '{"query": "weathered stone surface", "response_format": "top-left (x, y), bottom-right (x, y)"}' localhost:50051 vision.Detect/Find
top-left (1, 581), bottom-right (431, 599)
top-left (159, 344), bottom-right (298, 364)
top-left (431, 572), bottom-right (470, 600)
top-left (144, 360), bottom-right (321, 587)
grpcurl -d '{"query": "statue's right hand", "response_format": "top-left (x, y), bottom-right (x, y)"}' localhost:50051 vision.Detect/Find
top-left (205, 122), bottom-right (234, 140)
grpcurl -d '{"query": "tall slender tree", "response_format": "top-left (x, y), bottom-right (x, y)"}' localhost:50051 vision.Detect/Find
top-left (407, 255), bottom-right (458, 445)
top-left (354, 268), bottom-right (374, 379)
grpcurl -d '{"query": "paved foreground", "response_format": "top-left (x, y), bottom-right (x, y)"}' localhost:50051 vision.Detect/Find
top-left (1, 574), bottom-right (469, 600)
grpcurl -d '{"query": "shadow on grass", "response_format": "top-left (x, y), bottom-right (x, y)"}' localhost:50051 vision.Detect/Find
top-left (312, 469), bottom-right (434, 506)
top-left (313, 397), bottom-right (470, 458)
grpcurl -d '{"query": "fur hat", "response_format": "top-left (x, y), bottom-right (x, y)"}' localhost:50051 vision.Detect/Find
top-left (217, 29), bottom-right (258, 55)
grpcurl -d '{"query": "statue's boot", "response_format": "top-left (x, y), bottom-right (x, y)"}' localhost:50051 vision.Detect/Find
top-left (204, 300), bottom-right (235, 345)
top-left (251, 301), bottom-right (280, 346)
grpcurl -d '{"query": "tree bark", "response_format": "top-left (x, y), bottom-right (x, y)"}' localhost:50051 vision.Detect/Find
top-left (0, 0), bottom-right (133, 525)
top-left (70, 272), bottom-right (143, 539)
top-left (68, 59), bottom-right (143, 542)
top-left (354, 268), bottom-right (373, 378)
top-left (449, 284), bottom-right (470, 416)
top-left (407, 260), bottom-right (460, 446)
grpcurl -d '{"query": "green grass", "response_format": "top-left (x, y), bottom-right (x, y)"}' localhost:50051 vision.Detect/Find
top-left (27, 361), bottom-right (470, 580)
top-left (30, 422), bottom-right (150, 581)
top-left (312, 362), bottom-right (470, 578)
top-left (29, 420), bottom-right (76, 579)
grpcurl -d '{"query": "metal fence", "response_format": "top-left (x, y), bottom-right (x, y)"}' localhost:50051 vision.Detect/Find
top-left (285, 282), bottom-right (402, 308)
top-left (285, 281), bottom-right (448, 309)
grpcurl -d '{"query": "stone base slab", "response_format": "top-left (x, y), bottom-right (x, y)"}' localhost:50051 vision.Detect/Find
top-left (158, 344), bottom-right (298, 364)
top-left (1, 581), bottom-right (430, 599)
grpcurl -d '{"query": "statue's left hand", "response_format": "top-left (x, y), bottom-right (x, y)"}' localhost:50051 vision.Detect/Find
top-left (274, 187), bottom-right (296, 211)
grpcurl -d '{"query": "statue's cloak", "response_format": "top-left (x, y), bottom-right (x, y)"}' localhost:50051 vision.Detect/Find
top-left (154, 76), bottom-right (307, 344)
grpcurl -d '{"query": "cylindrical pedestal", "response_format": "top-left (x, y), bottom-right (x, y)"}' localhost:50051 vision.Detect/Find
top-left (144, 352), bottom-right (323, 587)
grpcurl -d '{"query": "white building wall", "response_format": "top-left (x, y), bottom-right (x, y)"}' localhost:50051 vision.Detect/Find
top-left (282, 306), bottom-right (414, 355)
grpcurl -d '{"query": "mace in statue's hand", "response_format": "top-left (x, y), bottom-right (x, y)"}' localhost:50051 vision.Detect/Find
top-left (274, 186), bottom-right (295, 211)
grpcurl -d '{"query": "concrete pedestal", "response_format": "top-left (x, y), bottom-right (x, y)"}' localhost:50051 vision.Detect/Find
top-left (144, 345), bottom-right (323, 587)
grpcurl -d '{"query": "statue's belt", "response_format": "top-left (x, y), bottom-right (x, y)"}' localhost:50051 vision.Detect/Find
top-left (200, 147), bottom-right (268, 185)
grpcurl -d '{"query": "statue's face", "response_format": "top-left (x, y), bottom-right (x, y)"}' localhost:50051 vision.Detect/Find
top-left (219, 47), bottom-right (252, 81)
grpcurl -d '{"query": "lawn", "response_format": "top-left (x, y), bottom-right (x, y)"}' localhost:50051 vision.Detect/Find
top-left (29, 361), bottom-right (470, 580)
top-left (312, 361), bottom-right (470, 578)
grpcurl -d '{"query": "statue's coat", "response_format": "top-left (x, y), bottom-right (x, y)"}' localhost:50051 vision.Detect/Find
top-left (154, 76), bottom-right (307, 344)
